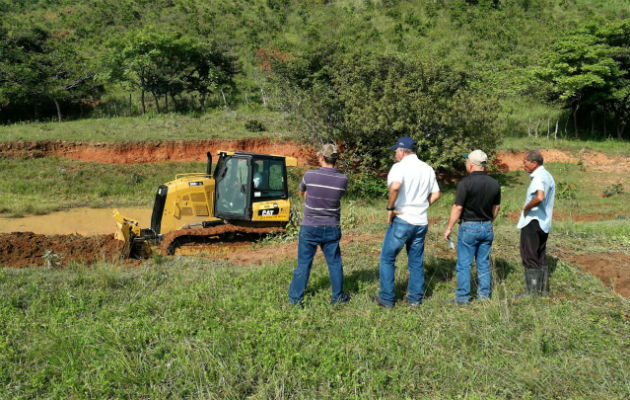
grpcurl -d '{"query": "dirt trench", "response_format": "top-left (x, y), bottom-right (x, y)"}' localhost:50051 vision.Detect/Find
top-left (1, 227), bottom-right (628, 298)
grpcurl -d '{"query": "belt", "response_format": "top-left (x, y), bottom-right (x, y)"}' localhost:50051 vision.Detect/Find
top-left (461, 219), bottom-right (491, 223)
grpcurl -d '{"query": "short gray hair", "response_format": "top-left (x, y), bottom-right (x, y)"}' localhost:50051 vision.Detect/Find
top-left (526, 150), bottom-right (544, 165)
top-left (400, 148), bottom-right (415, 155)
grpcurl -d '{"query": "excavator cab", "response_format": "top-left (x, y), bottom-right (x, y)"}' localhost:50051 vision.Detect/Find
top-left (213, 151), bottom-right (292, 226)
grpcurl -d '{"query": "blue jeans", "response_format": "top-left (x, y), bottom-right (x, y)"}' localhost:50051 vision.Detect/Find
top-left (288, 225), bottom-right (345, 304)
top-left (378, 218), bottom-right (428, 307)
top-left (455, 221), bottom-right (494, 303)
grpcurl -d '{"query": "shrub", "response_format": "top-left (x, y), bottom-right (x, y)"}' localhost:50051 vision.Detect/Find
top-left (603, 182), bottom-right (624, 197)
top-left (244, 119), bottom-right (267, 132)
top-left (267, 50), bottom-right (502, 173)
top-left (556, 181), bottom-right (577, 200)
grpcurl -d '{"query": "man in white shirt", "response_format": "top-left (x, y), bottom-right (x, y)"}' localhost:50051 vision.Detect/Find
top-left (373, 136), bottom-right (441, 308)
top-left (517, 149), bottom-right (555, 295)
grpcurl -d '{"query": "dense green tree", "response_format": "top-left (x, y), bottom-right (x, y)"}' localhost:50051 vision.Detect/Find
top-left (108, 30), bottom-right (238, 113)
top-left (1, 0), bottom-right (628, 136)
top-left (0, 24), bottom-right (100, 121)
top-left (267, 51), bottom-right (501, 172)
top-left (532, 21), bottom-right (629, 139)
top-left (186, 42), bottom-right (239, 111)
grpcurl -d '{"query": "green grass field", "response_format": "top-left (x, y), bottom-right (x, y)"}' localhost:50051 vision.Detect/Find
top-left (1, 116), bottom-right (629, 398)
top-left (1, 226), bottom-right (628, 399)
top-left (0, 108), bottom-right (293, 143)
top-left (0, 157), bottom-right (208, 216)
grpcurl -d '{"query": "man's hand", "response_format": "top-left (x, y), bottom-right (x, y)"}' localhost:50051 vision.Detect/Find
top-left (523, 190), bottom-right (544, 216)
top-left (387, 181), bottom-right (402, 224)
top-left (443, 227), bottom-right (452, 242)
top-left (387, 209), bottom-right (402, 224)
top-left (444, 204), bottom-right (463, 242)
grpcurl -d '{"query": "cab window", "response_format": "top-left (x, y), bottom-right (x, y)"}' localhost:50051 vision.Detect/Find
top-left (216, 157), bottom-right (249, 215)
top-left (252, 159), bottom-right (286, 199)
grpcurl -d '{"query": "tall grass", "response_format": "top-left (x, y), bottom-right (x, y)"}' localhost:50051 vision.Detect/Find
top-left (1, 237), bottom-right (628, 399)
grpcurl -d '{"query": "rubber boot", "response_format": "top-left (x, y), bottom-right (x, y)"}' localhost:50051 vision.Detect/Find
top-left (513, 268), bottom-right (534, 299)
top-left (541, 265), bottom-right (550, 296)
top-left (525, 268), bottom-right (543, 295)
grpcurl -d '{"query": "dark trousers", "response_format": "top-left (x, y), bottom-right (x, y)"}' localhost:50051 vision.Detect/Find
top-left (519, 220), bottom-right (548, 270)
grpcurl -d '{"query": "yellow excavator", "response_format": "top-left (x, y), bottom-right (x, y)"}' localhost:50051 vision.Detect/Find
top-left (114, 151), bottom-right (298, 258)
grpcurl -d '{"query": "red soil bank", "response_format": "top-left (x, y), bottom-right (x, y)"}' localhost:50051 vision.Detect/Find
top-left (0, 138), bottom-right (316, 165)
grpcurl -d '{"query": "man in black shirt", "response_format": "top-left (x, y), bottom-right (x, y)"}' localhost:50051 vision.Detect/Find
top-left (444, 150), bottom-right (501, 304)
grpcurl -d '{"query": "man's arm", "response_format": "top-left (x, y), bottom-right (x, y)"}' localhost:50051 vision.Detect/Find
top-left (492, 204), bottom-right (500, 221)
top-left (387, 181), bottom-right (402, 224)
top-left (523, 190), bottom-right (544, 215)
top-left (300, 190), bottom-right (306, 198)
top-left (428, 191), bottom-right (440, 205)
top-left (443, 204), bottom-right (462, 241)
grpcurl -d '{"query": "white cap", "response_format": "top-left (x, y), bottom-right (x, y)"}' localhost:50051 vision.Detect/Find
top-left (466, 149), bottom-right (488, 166)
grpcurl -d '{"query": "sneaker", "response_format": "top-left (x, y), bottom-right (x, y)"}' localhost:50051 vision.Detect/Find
top-left (333, 293), bottom-right (350, 304)
top-left (403, 295), bottom-right (422, 307)
top-left (371, 296), bottom-right (393, 309)
top-left (288, 300), bottom-right (304, 309)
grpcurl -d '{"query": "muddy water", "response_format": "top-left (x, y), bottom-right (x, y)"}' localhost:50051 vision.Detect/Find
top-left (0, 208), bottom-right (152, 235)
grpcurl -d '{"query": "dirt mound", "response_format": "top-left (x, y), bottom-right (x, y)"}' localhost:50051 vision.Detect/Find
top-left (0, 138), bottom-right (316, 165)
top-left (0, 232), bottom-right (123, 267)
top-left (562, 252), bottom-right (630, 298)
top-left (495, 149), bottom-right (629, 173)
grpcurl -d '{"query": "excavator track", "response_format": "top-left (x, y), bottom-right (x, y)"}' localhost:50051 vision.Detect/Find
top-left (159, 225), bottom-right (283, 256)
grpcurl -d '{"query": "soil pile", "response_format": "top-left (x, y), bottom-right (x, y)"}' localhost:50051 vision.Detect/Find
top-left (0, 232), bottom-right (123, 267)
top-left (495, 149), bottom-right (629, 173)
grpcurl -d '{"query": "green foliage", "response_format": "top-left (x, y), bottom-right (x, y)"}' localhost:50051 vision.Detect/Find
top-left (0, 22), bottom-right (102, 122)
top-left (0, 157), bottom-right (207, 216)
top-left (530, 20), bottom-right (630, 139)
top-left (340, 200), bottom-right (358, 230)
top-left (0, 109), bottom-right (294, 142)
top-left (269, 51), bottom-right (501, 172)
top-left (0, 241), bottom-right (628, 398)
top-left (346, 170), bottom-right (388, 199)
top-left (244, 119), bottom-right (266, 132)
top-left (2, 0), bottom-right (627, 137)
top-left (107, 29), bottom-right (239, 113)
top-left (556, 181), bottom-right (578, 200)
top-left (603, 182), bottom-right (624, 198)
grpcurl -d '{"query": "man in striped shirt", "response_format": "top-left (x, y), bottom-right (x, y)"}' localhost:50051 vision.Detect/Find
top-left (288, 144), bottom-right (349, 306)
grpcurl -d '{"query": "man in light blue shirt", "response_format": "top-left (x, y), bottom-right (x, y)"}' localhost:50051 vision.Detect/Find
top-left (516, 150), bottom-right (555, 295)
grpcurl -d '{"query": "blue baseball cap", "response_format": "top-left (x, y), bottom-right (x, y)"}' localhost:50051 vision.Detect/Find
top-left (389, 136), bottom-right (416, 151)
